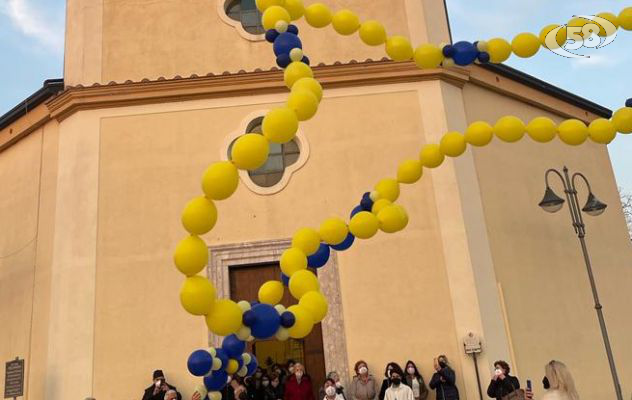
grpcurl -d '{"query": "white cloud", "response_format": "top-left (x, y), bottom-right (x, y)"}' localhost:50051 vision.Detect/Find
top-left (1, 0), bottom-right (64, 53)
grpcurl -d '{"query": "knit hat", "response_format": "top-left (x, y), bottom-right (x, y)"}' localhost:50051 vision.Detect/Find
top-left (153, 370), bottom-right (165, 380)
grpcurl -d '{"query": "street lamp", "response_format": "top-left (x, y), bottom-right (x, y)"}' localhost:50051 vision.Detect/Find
top-left (538, 166), bottom-right (622, 400)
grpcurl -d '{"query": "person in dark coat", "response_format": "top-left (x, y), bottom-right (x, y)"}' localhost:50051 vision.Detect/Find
top-left (284, 363), bottom-right (315, 400)
top-left (429, 356), bottom-right (459, 400)
top-left (486, 361), bottom-right (520, 400)
top-left (270, 373), bottom-right (285, 400)
top-left (403, 361), bottom-right (429, 400)
top-left (142, 370), bottom-right (182, 400)
top-left (378, 362), bottom-right (399, 400)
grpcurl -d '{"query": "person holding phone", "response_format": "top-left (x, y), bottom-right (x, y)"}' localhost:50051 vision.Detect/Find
top-left (486, 360), bottom-right (520, 400)
top-left (429, 355), bottom-right (459, 400)
top-left (525, 360), bottom-right (579, 400)
top-left (142, 370), bottom-right (182, 400)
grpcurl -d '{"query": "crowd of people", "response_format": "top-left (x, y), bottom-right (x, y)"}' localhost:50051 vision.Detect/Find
top-left (145, 357), bottom-right (582, 400)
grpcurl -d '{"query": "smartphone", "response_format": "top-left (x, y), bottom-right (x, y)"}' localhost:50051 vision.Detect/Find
top-left (526, 379), bottom-right (532, 391)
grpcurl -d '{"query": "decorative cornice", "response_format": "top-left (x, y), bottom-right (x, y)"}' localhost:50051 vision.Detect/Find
top-left (46, 60), bottom-right (470, 122)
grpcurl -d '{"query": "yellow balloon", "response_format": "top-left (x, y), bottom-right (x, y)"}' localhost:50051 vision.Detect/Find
top-left (284, 0), bottom-right (304, 20)
top-left (494, 116), bottom-right (525, 143)
top-left (298, 291), bottom-right (328, 322)
top-left (612, 107), bottom-right (632, 133)
top-left (619, 7), bottom-right (632, 30)
top-left (258, 280), bottom-right (284, 305)
top-left (539, 25), bottom-right (567, 49)
top-left (588, 118), bottom-right (616, 144)
top-left (304, 3), bottom-right (332, 28)
top-left (280, 247), bottom-right (307, 276)
top-left (291, 228), bottom-right (321, 256)
top-left (377, 205), bottom-right (408, 233)
top-left (393, 204), bottom-right (409, 228)
top-left (371, 198), bottom-right (392, 214)
top-left (231, 134), bottom-right (270, 170)
top-left (289, 269), bottom-right (319, 299)
top-left (284, 62), bottom-right (314, 89)
top-left (439, 131), bottom-right (467, 157)
top-left (397, 159), bottom-right (423, 184)
top-left (567, 16), bottom-right (591, 36)
top-left (318, 217), bottom-right (348, 245)
top-left (526, 117), bottom-right (557, 143)
top-left (261, 5), bottom-right (291, 30)
top-left (262, 108), bottom-right (299, 144)
top-left (375, 178), bottom-right (400, 202)
top-left (359, 20), bottom-right (387, 46)
top-left (349, 211), bottom-right (379, 239)
top-left (180, 276), bottom-right (216, 316)
top-left (419, 144), bottom-right (444, 168)
top-left (465, 121), bottom-right (494, 146)
top-left (202, 161), bottom-right (239, 201)
top-left (205, 299), bottom-right (243, 336)
top-left (287, 89), bottom-right (319, 121)
top-left (182, 196), bottom-right (218, 235)
top-left (558, 119), bottom-right (588, 146)
top-left (511, 33), bottom-right (540, 58)
top-left (286, 305), bottom-right (314, 338)
top-left (292, 77), bottom-right (323, 102)
top-left (595, 12), bottom-right (619, 36)
top-left (332, 9), bottom-right (359, 35)
top-left (174, 235), bottom-right (209, 276)
top-left (385, 36), bottom-right (413, 62)
top-left (255, 0), bottom-right (285, 12)
top-left (414, 44), bottom-right (444, 69)
top-left (487, 38), bottom-right (512, 63)
top-left (226, 359), bottom-right (239, 374)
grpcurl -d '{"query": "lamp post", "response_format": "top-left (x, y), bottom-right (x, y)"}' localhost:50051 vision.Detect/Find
top-left (538, 166), bottom-right (622, 400)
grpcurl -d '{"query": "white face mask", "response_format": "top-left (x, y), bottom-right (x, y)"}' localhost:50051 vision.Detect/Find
top-left (407, 367), bottom-right (415, 375)
top-left (495, 369), bottom-right (503, 376)
top-left (359, 367), bottom-right (368, 375)
top-left (326, 387), bottom-right (336, 396)
top-left (262, 381), bottom-right (270, 387)
top-left (155, 380), bottom-right (162, 388)
top-left (335, 382), bottom-right (342, 388)
top-left (296, 371), bottom-right (304, 378)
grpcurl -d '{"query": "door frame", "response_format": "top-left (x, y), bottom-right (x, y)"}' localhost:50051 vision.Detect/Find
top-left (207, 239), bottom-right (351, 387)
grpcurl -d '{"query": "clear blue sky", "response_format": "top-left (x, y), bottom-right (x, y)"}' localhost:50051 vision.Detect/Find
top-left (0, 0), bottom-right (630, 192)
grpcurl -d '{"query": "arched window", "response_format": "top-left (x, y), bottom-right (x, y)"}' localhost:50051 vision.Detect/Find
top-left (224, 0), bottom-right (265, 35)
top-left (228, 117), bottom-right (301, 188)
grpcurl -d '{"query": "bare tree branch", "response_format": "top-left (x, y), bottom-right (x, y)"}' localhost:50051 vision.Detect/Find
top-left (619, 187), bottom-right (632, 240)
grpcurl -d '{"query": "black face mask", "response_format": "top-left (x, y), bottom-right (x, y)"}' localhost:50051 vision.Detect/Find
top-left (391, 378), bottom-right (401, 386)
top-left (542, 377), bottom-right (550, 390)
top-left (439, 362), bottom-right (447, 369)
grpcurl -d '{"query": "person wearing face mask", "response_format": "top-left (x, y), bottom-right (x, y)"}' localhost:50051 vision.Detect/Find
top-left (323, 378), bottom-right (346, 400)
top-left (402, 361), bottom-right (428, 400)
top-left (379, 362), bottom-right (398, 400)
top-left (248, 368), bottom-right (265, 400)
top-left (486, 360), bottom-right (520, 400)
top-left (261, 374), bottom-right (277, 400)
top-left (429, 355), bottom-right (459, 400)
top-left (142, 370), bottom-right (182, 400)
top-left (384, 364), bottom-right (413, 400)
top-left (350, 360), bottom-right (377, 400)
top-left (284, 363), bottom-right (315, 400)
top-left (269, 373), bottom-right (285, 400)
top-left (525, 360), bottom-right (579, 400)
top-left (319, 371), bottom-right (346, 400)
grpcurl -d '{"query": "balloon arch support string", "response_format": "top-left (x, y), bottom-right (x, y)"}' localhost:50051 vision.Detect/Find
top-left (176, 1), bottom-right (632, 398)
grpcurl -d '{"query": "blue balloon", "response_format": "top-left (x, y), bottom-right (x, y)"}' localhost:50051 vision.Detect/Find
top-left (273, 32), bottom-right (302, 56)
top-left (214, 348), bottom-right (229, 370)
top-left (350, 205), bottom-right (363, 218)
top-left (301, 56), bottom-right (310, 66)
top-left (307, 243), bottom-right (330, 268)
top-left (452, 41), bottom-right (479, 66)
top-left (287, 24), bottom-right (299, 34)
top-left (246, 355), bottom-right (259, 377)
top-left (242, 310), bottom-right (256, 327)
top-left (442, 44), bottom-right (455, 58)
top-left (265, 29), bottom-right (279, 43)
top-left (477, 52), bottom-right (490, 64)
top-left (331, 233), bottom-right (355, 251)
top-left (281, 273), bottom-right (290, 286)
top-left (276, 54), bottom-right (291, 68)
top-left (222, 334), bottom-right (245, 359)
top-left (360, 192), bottom-right (373, 211)
top-left (204, 369), bottom-right (228, 391)
top-left (187, 349), bottom-right (213, 377)
top-left (626, 98), bottom-right (632, 108)
top-left (280, 311), bottom-right (296, 328)
top-left (250, 303), bottom-right (281, 339)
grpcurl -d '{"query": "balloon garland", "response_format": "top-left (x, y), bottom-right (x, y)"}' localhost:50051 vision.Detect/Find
top-left (176, 1), bottom-right (632, 398)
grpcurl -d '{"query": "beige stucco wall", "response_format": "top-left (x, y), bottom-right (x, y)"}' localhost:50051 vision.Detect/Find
top-left (462, 84), bottom-right (632, 399)
top-left (63, 0), bottom-right (453, 86)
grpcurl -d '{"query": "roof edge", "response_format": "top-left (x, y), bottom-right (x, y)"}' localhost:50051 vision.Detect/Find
top-left (0, 79), bottom-right (64, 130)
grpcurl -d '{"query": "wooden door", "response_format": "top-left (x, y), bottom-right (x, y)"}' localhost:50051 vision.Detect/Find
top-left (229, 263), bottom-right (326, 398)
